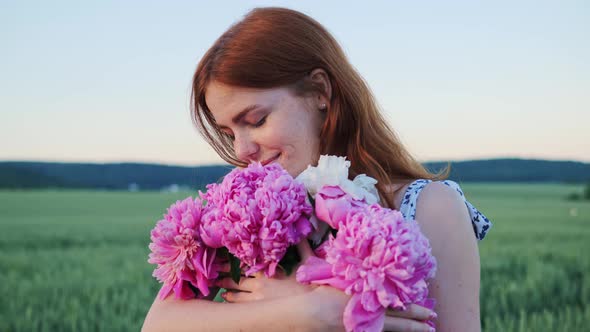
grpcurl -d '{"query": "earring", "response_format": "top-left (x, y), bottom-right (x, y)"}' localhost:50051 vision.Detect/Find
top-left (319, 103), bottom-right (327, 111)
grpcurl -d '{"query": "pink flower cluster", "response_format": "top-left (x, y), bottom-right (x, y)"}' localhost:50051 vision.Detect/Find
top-left (148, 197), bottom-right (222, 300)
top-left (297, 186), bottom-right (437, 332)
top-left (148, 163), bottom-right (314, 300)
top-left (201, 163), bottom-right (313, 277)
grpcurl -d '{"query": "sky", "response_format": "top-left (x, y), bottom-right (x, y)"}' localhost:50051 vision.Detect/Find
top-left (1, 0), bottom-right (589, 165)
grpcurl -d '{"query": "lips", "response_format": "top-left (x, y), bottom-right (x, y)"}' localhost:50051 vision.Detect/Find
top-left (261, 154), bottom-right (281, 166)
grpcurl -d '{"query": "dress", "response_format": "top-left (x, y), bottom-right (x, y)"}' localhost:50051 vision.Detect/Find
top-left (398, 179), bottom-right (492, 240)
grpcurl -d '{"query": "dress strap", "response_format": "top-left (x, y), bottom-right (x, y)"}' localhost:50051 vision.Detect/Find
top-left (398, 179), bottom-right (492, 241)
top-left (399, 179), bottom-right (431, 220)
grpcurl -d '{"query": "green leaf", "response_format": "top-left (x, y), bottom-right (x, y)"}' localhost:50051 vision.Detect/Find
top-left (217, 247), bottom-right (229, 259)
top-left (229, 253), bottom-right (242, 284)
top-left (278, 245), bottom-right (301, 276)
top-left (307, 192), bottom-right (316, 205)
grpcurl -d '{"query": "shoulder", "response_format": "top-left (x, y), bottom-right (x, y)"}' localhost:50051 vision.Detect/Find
top-left (416, 181), bottom-right (470, 223)
top-left (414, 181), bottom-right (477, 248)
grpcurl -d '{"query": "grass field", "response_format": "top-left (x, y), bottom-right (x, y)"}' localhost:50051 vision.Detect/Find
top-left (1, 183), bottom-right (589, 331)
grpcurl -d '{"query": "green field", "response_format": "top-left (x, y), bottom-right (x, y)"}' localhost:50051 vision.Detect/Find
top-left (1, 184), bottom-right (589, 331)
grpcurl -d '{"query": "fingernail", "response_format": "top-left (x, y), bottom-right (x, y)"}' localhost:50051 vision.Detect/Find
top-left (428, 327), bottom-right (435, 332)
top-left (429, 311), bottom-right (438, 320)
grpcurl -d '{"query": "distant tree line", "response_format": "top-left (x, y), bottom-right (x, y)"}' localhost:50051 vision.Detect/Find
top-left (0, 162), bottom-right (232, 190)
top-left (1, 158), bottom-right (589, 190)
top-left (424, 159), bottom-right (590, 183)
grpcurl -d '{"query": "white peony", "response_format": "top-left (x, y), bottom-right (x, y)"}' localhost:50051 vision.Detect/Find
top-left (352, 174), bottom-right (380, 204)
top-left (296, 155), bottom-right (380, 204)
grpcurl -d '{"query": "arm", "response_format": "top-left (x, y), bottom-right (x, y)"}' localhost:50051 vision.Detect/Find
top-left (142, 294), bottom-right (313, 332)
top-left (414, 182), bottom-right (481, 332)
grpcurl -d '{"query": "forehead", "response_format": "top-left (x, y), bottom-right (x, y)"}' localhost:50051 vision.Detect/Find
top-left (205, 81), bottom-right (286, 123)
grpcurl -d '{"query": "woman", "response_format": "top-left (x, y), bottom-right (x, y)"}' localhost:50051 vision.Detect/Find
top-left (143, 7), bottom-right (491, 332)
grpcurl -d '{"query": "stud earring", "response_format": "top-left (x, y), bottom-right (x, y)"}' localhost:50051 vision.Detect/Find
top-left (319, 103), bottom-right (327, 111)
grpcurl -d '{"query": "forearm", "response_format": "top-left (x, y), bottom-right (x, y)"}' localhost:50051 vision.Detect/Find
top-left (142, 295), bottom-right (312, 332)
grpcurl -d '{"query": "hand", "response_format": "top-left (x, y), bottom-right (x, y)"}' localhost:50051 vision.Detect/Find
top-left (297, 240), bottom-right (437, 332)
top-left (215, 241), bottom-right (318, 303)
top-left (383, 305), bottom-right (436, 332)
top-left (302, 288), bottom-right (435, 332)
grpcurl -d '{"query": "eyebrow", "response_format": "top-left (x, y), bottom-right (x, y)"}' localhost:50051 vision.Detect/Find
top-left (218, 104), bottom-right (265, 129)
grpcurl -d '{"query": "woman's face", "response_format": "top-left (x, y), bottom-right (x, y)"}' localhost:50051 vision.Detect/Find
top-left (205, 81), bottom-right (325, 177)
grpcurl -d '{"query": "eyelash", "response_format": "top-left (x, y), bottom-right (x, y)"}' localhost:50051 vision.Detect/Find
top-left (222, 115), bottom-right (267, 140)
top-left (253, 115), bottom-right (267, 128)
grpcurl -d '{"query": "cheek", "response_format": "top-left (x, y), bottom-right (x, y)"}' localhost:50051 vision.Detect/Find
top-left (256, 115), bottom-right (297, 147)
top-left (284, 114), bottom-right (322, 160)
top-left (258, 125), bottom-right (289, 148)
top-left (257, 101), bottom-right (323, 164)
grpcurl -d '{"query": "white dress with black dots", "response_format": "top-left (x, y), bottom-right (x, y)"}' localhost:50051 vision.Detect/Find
top-left (398, 179), bottom-right (492, 240)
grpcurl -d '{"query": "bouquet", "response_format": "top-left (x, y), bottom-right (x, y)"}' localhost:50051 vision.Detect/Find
top-left (147, 155), bottom-right (437, 331)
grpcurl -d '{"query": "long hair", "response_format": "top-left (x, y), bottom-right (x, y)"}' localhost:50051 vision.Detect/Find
top-left (191, 7), bottom-right (448, 208)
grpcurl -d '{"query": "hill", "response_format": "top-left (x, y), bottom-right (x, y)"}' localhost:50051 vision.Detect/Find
top-left (0, 158), bottom-right (588, 190)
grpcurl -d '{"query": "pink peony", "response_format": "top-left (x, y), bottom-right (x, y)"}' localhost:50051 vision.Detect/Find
top-left (148, 197), bottom-right (221, 300)
top-left (297, 200), bottom-right (437, 332)
top-left (314, 185), bottom-right (366, 228)
top-left (201, 163), bottom-right (313, 277)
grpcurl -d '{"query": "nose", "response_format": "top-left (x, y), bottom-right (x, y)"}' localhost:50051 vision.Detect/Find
top-left (234, 132), bottom-right (259, 163)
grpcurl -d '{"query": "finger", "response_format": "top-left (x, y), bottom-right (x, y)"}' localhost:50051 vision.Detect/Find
top-left (386, 304), bottom-right (436, 321)
top-left (215, 277), bottom-right (240, 290)
top-left (247, 270), bottom-right (264, 278)
top-left (215, 277), bottom-right (257, 292)
top-left (383, 316), bottom-right (433, 332)
top-left (218, 263), bottom-right (254, 278)
top-left (297, 239), bottom-right (315, 262)
top-left (222, 290), bottom-right (263, 303)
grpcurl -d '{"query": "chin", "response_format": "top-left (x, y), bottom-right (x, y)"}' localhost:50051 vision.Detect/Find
top-left (278, 162), bottom-right (297, 177)
top-left (288, 165), bottom-right (308, 178)
top-left (277, 155), bottom-right (310, 178)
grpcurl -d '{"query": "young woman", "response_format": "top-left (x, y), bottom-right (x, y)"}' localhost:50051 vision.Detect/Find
top-left (143, 7), bottom-right (491, 332)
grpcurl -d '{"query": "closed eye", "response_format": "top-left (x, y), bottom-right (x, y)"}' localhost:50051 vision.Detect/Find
top-left (253, 115), bottom-right (267, 128)
top-left (219, 113), bottom-right (266, 140)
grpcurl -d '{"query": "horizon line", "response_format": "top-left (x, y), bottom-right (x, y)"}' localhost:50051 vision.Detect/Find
top-left (1, 156), bottom-right (589, 167)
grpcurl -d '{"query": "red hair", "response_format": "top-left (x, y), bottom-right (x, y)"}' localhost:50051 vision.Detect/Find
top-left (191, 7), bottom-right (447, 208)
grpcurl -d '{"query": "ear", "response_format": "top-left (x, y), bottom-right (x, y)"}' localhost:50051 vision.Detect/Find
top-left (309, 68), bottom-right (332, 106)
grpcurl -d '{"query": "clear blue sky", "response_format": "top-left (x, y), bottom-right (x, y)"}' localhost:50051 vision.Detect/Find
top-left (1, 0), bottom-right (588, 165)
